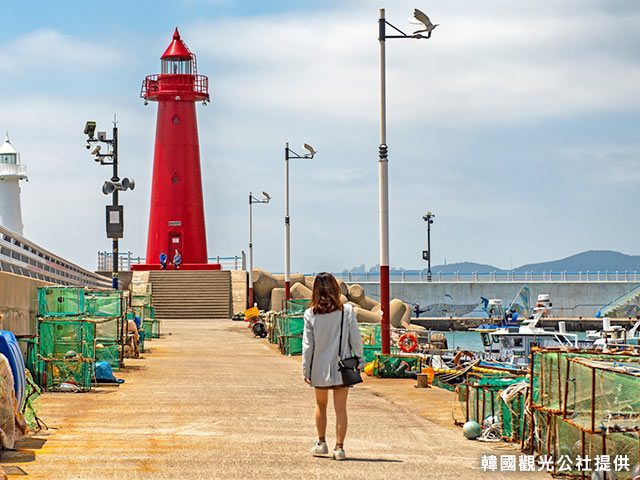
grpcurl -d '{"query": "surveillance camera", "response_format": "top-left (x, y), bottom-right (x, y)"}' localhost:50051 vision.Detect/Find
top-left (86, 144), bottom-right (91, 150)
top-left (90, 145), bottom-right (101, 156)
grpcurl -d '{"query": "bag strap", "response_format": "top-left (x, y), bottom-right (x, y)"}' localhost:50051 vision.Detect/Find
top-left (338, 308), bottom-right (344, 360)
top-left (338, 308), bottom-right (353, 361)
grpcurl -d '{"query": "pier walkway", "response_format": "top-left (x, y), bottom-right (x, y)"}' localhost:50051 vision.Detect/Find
top-left (3, 320), bottom-right (546, 479)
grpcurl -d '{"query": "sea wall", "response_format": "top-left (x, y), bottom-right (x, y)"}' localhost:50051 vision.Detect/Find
top-left (0, 270), bottom-right (49, 335)
top-left (357, 281), bottom-right (639, 318)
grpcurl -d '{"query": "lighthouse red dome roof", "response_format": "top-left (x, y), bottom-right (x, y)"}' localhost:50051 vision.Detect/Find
top-left (161, 28), bottom-right (192, 59)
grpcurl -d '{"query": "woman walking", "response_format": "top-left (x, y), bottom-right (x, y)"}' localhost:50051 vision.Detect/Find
top-left (302, 272), bottom-right (364, 460)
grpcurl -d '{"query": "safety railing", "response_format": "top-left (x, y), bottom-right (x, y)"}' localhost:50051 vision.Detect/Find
top-left (598, 284), bottom-right (640, 317)
top-left (140, 74), bottom-right (208, 100)
top-left (0, 164), bottom-right (27, 177)
top-left (97, 251), bottom-right (136, 272)
top-left (103, 252), bottom-right (246, 271)
top-left (330, 270), bottom-right (640, 283)
top-left (0, 225), bottom-right (111, 288)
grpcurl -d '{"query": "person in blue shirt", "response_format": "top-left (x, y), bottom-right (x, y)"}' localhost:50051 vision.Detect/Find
top-left (173, 250), bottom-right (182, 270)
top-left (413, 303), bottom-right (428, 318)
top-left (159, 250), bottom-right (167, 269)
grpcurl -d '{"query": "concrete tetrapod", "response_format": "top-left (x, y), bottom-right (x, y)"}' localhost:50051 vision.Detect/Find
top-left (353, 307), bottom-right (382, 324)
top-left (390, 298), bottom-right (411, 328)
top-left (347, 284), bottom-right (380, 310)
top-left (290, 282), bottom-right (312, 300)
top-left (270, 287), bottom-right (286, 312)
top-left (304, 276), bottom-right (315, 290)
top-left (253, 269), bottom-right (304, 310)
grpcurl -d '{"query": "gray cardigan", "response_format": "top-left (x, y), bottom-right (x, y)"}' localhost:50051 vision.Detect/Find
top-left (302, 304), bottom-right (364, 387)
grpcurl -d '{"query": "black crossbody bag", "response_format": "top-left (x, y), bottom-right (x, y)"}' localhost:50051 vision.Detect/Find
top-left (338, 308), bottom-right (363, 386)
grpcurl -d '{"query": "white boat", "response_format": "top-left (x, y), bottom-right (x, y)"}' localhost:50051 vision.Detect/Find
top-left (586, 317), bottom-right (640, 349)
top-left (479, 294), bottom-right (582, 366)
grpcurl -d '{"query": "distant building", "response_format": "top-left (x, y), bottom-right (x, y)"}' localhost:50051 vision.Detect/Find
top-left (0, 134), bottom-right (27, 235)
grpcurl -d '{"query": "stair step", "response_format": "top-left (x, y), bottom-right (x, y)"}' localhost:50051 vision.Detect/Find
top-left (146, 270), bottom-right (231, 319)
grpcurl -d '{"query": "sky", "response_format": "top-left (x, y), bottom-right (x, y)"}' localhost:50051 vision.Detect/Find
top-left (1, 0), bottom-right (639, 274)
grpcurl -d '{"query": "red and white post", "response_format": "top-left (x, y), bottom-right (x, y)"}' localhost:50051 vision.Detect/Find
top-left (284, 142), bottom-right (291, 303)
top-left (379, 8), bottom-right (390, 354)
top-left (248, 192), bottom-right (254, 308)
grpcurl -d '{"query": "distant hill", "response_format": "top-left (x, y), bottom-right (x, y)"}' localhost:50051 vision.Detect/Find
top-left (351, 250), bottom-right (640, 274)
top-left (428, 262), bottom-right (506, 273)
top-left (514, 250), bottom-right (640, 272)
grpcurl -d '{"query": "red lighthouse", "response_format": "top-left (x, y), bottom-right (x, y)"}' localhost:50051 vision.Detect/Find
top-left (139, 28), bottom-right (213, 269)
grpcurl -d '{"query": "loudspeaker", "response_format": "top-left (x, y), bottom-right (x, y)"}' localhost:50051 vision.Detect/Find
top-left (121, 178), bottom-right (135, 191)
top-left (102, 181), bottom-right (117, 195)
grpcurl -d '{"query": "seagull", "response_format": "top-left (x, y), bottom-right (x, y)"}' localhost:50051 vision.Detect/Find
top-left (409, 8), bottom-right (439, 38)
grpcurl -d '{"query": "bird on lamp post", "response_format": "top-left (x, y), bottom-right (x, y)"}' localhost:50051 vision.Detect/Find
top-left (409, 9), bottom-right (439, 38)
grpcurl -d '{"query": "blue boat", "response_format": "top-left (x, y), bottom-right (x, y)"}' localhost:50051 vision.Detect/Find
top-left (0, 331), bottom-right (26, 410)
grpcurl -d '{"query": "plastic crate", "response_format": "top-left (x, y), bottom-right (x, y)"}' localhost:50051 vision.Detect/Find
top-left (278, 335), bottom-right (302, 356)
top-left (37, 287), bottom-right (84, 317)
top-left (95, 343), bottom-right (121, 371)
top-left (85, 292), bottom-right (123, 317)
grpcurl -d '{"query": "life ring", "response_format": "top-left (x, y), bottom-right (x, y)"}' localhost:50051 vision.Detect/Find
top-left (453, 350), bottom-right (476, 366)
top-left (398, 333), bottom-right (418, 353)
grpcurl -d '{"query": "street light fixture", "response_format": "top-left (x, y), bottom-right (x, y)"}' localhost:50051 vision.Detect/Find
top-left (248, 191), bottom-right (271, 308)
top-left (422, 211), bottom-right (435, 281)
top-left (84, 116), bottom-right (135, 290)
top-left (378, 8), bottom-right (437, 354)
top-left (284, 142), bottom-right (316, 303)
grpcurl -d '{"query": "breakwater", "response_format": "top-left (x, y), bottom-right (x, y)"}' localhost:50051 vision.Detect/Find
top-left (358, 281), bottom-right (639, 318)
top-left (410, 316), bottom-right (636, 332)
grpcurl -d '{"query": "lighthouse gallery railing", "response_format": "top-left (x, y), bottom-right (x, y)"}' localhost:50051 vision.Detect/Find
top-left (0, 164), bottom-right (27, 177)
top-left (140, 74), bottom-right (209, 100)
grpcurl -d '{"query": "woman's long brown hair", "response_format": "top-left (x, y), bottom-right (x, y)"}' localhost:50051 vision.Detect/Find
top-left (309, 272), bottom-right (343, 314)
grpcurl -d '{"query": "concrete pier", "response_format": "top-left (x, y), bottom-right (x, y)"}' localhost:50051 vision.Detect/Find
top-left (2, 319), bottom-right (546, 479)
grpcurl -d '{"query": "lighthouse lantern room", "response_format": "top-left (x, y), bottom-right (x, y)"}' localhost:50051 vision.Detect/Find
top-left (138, 28), bottom-right (215, 270)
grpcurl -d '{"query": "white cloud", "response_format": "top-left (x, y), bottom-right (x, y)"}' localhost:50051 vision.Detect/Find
top-left (187, 1), bottom-right (640, 129)
top-left (0, 30), bottom-right (127, 73)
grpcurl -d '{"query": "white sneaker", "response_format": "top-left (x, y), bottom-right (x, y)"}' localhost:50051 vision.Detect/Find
top-left (311, 441), bottom-right (328, 456)
top-left (332, 447), bottom-right (345, 461)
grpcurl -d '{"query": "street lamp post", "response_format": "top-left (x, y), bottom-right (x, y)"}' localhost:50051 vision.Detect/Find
top-left (422, 212), bottom-right (435, 281)
top-left (248, 191), bottom-right (271, 308)
top-left (84, 116), bottom-right (135, 290)
top-left (284, 142), bottom-right (316, 303)
top-left (378, 8), bottom-right (436, 354)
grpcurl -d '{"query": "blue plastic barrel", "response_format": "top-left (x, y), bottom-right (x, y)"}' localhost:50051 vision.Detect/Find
top-left (0, 331), bottom-right (26, 410)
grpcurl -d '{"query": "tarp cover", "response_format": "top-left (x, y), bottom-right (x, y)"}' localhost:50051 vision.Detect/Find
top-left (0, 354), bottom-right (28, 448)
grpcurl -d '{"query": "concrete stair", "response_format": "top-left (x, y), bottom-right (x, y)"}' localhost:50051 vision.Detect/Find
top-left (600, 284), bottom-right (640, 318)
top-left (149, 270), bottom-right (231, 319)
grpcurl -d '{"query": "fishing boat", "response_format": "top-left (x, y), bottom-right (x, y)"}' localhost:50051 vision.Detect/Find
top-left (478, 295), bottom-right (587, 366)
top-left (586, 317), bottom-right (640, 348)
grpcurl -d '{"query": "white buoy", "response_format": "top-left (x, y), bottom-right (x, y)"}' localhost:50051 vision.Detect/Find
top-left (0, 134), bottom-right (27, 235)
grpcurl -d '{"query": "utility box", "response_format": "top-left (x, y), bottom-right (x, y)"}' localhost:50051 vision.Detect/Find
top-left (106, 205), bottom-right (124, 239)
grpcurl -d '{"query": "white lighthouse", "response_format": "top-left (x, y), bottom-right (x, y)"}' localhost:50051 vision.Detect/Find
top-left (0, 134), bottom-right (27, 235)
